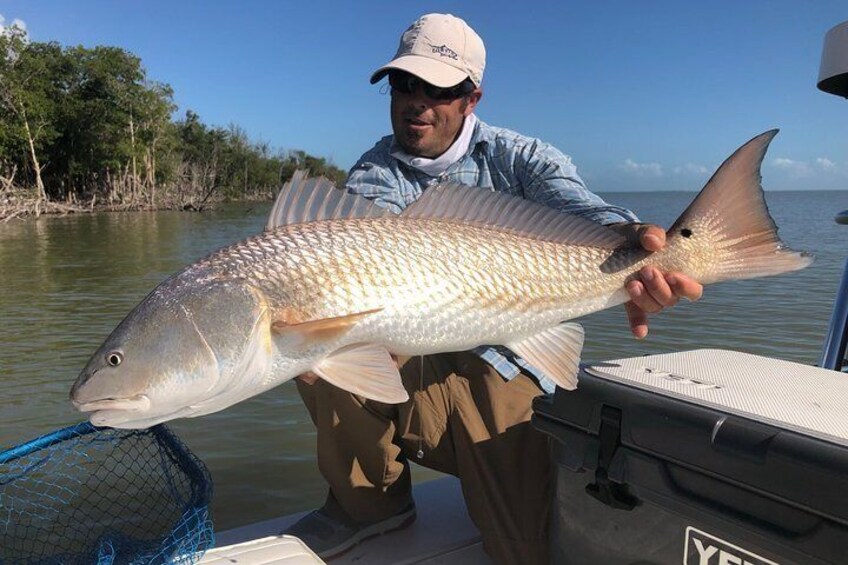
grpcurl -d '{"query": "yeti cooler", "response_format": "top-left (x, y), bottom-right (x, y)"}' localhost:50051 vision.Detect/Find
top-left (532, 348), bottom-right (848, 565)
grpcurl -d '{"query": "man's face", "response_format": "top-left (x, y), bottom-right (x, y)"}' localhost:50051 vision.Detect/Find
top-left (389, 72), bottom-right (482, 158)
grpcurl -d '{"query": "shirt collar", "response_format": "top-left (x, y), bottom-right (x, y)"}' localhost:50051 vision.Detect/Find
top-left (391, 114), bottom-right (479, 177)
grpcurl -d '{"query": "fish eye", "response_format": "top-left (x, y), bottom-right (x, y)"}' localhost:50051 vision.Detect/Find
top-left (106, 351), bottom-right (124, 367)
top-left (680, 228), bottom-right (693, 238)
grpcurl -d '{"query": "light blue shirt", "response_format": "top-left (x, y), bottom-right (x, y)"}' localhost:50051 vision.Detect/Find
top-left (346, 118), bottom-right (639, 393)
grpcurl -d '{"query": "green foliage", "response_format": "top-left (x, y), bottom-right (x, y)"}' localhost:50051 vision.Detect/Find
top-left (0, 27), bottom-right (67, 195)
top-left (0, 32), bottom-right (347, 207)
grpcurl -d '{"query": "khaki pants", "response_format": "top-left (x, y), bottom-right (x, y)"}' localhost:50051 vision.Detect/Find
top-left (296, 351), bottom-right (553, 565)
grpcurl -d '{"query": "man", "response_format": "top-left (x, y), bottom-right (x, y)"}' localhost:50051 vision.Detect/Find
top-left (286, 13), bottom-right (702, 564)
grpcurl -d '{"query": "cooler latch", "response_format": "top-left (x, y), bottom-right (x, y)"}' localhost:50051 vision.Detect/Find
top-left (585, 405), bottom-right (638, 510)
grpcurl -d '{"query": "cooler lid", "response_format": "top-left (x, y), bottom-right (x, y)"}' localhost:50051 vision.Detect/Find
top-left (584, 349), bottom-right (848, 447)
top-left (818, 20), bottom-right (848, 97)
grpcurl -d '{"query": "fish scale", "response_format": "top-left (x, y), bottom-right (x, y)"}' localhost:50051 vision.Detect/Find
top-left (189, 216), bottom-right (723, 354)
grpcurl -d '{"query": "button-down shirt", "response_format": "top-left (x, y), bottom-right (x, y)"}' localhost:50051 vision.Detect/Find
top-left (346, 117), bottom-right (639, 392)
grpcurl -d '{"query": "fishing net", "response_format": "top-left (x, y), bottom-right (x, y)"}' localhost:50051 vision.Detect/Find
top-left (0, 422), bottom-right (214, 565)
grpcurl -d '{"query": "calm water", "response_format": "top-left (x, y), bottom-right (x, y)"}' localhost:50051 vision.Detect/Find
top-left (1, 190), bottom-right (846, 531)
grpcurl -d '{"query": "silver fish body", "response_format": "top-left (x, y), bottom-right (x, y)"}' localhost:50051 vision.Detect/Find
top-left (70, 130), bottom-right (812, 429)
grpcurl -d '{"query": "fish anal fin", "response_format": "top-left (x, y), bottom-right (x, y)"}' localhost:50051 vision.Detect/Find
top-left (314, 343), bottom-right (409, 404)
top-left (508, 323), bottom-right (584, 391)
top-left (272, 308), bottom-right (383, 345)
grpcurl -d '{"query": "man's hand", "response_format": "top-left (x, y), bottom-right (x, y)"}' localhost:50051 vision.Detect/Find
top-left (624, 225), bottom-right (703, 339)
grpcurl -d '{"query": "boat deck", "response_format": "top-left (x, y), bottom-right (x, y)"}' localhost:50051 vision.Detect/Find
top-left (205, 476), bottom-right (490, 564)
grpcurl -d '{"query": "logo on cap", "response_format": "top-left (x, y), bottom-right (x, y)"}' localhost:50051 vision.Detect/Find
top-left (428, 43), bottom-right (459, 60)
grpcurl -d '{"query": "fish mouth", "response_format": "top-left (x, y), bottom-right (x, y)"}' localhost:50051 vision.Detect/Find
top-left (87, 404), bottom-right (196, 430)
top-left (73, 394), bottom-right (151, 413)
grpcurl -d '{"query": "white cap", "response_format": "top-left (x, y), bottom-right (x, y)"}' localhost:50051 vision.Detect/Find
top-left (370, 13), bottom-right (486, 88)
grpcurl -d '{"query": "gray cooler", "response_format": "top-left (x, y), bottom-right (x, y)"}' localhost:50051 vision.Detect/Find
top-left (532, 348), bottom-right (848, 565)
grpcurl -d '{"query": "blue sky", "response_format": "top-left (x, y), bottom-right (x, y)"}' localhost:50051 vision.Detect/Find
top-left (2, 1), bottom-right (847, 191)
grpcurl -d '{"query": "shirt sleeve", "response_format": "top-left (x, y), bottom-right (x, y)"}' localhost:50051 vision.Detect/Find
top-left (512, 138), bottom-right (640, 225)
top-left (345, 165), bottom-right (404, 214)
top-left (344, 143), bottom-right (408, 214)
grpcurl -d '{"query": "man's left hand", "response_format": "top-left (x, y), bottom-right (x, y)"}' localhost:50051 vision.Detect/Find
top-left (624, 225), bottom-right (703, 339)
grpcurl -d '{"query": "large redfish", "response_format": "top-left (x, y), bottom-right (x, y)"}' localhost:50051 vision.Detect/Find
top-left (70, 130), bottom-right (811, 429)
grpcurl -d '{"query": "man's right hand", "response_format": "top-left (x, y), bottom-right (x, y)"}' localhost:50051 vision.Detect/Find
top-left (624, 224), bottom-right (703, 339)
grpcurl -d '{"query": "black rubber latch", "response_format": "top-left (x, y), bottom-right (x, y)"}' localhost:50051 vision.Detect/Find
top-left (585, 406), bottom-right (638, 510)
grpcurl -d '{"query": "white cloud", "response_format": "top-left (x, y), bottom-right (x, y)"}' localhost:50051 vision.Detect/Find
top-left (772, 157), bottom-right (811, 176)
top-left (816, 157), bottom-right (836, 170)
top-left (673, 163), bottom-right (709, 175)
top-left (622, 158), bottom-right (663, 177)
top-left (0, 14), bottom-right (28, 36)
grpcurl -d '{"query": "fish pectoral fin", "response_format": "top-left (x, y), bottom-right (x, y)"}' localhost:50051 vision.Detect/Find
top-left (272, 308), bottom-right (383, 344)
top-left (313, 343), bottom-right (409, 404)
top-left (507, 323), bottom-right (584, 391)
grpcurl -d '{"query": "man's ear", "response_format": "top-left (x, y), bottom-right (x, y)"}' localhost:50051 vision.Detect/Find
top-left (463, 89), bottom-right (483, 116)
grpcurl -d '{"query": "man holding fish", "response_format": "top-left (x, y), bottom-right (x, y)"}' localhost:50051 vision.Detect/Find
top-left (287, 13), bottom-right (703, 563)
top-left (71, 11), bottom-right (808, 565)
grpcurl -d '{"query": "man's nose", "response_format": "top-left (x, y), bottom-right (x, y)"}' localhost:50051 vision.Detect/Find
top-left (405, 87), bottom-right (432, 108)
top-left (406, 96), bottom-right (429, 112)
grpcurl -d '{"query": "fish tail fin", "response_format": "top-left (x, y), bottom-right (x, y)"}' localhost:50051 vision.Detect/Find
top-left (668, 130), bottom-right (813, 283)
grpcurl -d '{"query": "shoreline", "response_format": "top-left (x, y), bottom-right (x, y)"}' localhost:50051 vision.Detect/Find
top-left (0, 191), bottom-right (273, 222)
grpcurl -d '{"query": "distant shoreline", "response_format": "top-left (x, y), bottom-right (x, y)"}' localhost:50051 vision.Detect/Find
top-left (6, 187), bottom-right (844, 223)
top-left (0, 191), bottom-right (272, 222)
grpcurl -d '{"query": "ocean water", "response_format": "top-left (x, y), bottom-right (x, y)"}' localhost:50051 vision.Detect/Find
top-left (0, 190), bottom-right (845, 531)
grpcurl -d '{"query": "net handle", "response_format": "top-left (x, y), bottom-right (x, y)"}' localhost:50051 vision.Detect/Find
top-left (0, 421), bottom-right (97, 464)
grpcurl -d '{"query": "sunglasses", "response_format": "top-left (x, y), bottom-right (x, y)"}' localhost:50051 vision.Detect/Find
top-left (388, 71), bottom-right (475, 101)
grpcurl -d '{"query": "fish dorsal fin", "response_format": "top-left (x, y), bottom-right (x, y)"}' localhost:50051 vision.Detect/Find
top-left (313, 343), bottom-right (409, 404)
top-left (507, 322), bottom-right (584, 391)
top-left (401, 183), bottom-right (625, 248)
top-left (266, 170), bottom-right (391, 230)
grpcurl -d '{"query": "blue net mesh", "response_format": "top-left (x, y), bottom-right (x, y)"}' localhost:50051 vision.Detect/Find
top-left (0, 422), bottom-right (214, 564)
